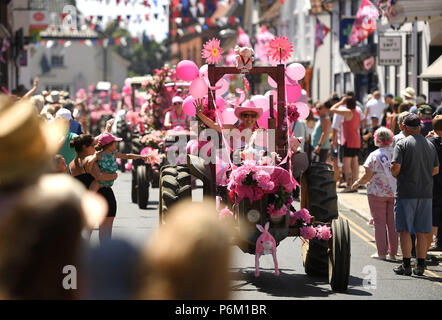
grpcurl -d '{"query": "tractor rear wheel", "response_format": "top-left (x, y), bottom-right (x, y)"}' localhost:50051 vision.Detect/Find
top-left (329, 216), bottom-right (351, 292)
top-left (159, 166), bottom-right (192, 225)
top-left (302, 162), bottom-right (339, 277)
top-left (137, 165), bottom-right (149, 209)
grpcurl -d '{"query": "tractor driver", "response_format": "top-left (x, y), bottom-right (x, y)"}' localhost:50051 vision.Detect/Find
top-left (164, 96), bottom-right (191, 130)
top-left (194, 98), bottom-right (268, 163)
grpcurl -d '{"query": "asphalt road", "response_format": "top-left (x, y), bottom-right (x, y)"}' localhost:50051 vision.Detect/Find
top-left (90, 171), bottom-right (442, 300)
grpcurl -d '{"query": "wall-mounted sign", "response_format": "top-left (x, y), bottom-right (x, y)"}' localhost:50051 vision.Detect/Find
top-left (340, 18), bottom-right (355, 48)
top-left (29, 11), bottom-right (49, 38)
top-left (378, 35), bottom-right (402, 66)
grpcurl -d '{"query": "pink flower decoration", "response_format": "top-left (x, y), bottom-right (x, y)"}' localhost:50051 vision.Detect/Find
top-left (267, 36), bottom-right (294, 63)
top-left (202, 38), bottom-right (224, 64)
top-left (141, 147), bottom-right (161, 165)
top-left (300, 226), bottom-right (317, 240)
top-left (267, 204), bottom-right (288, 217)
top-left (219, 208), bottom-right (234, 220)
top-left (316, 225), bottom-right (332, 241)
top-left (292, 208), bottom-right (311, 224)
top-left (287, 104), bottom-right (300, 123)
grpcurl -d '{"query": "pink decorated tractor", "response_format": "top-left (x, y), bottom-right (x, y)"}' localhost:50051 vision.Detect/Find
top-left (157, 49), bottom-right (350, 292)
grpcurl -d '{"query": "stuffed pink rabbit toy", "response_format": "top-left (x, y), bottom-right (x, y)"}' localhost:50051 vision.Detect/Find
top-left (255, 222), bottom-right (279, 277)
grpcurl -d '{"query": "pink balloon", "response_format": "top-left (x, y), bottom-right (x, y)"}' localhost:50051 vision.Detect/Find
top-left (215, 96), bottom-right (226, 110)
top-left (124, 96), bottom-right (132, 106)
top-left (221, 108), bottom-right (238, 125)
top-left (268, 75), bottom-right (277, 88)
top-left (294, 102), bottom-right (310, 120)
top-left (285, 75), bottom-right (298, 86)
top-left (182, 96), bottom-right (196, 116)
top-left (176, 60), bottom-right (199, 82)
top-left (286, 83), bottom-right (302, 103)
top-left (190, 77), bottom-right (208, 99)
top-left (199, 64), bottom-right (208, 79)
top-left (286, 63), bottom-right (306, 81)
top-left (122, 85), bottom-right (131, 95)
top-left (202, 96), bottom-right (225, 111)
top-left (257, 104), bottom-right (280, 129)
top-left (251, 95), bottom-right (269, 112)
top-left (257, 110), bottom-right (269, 129)
top-left (215, 78), bottom-right (229, 96)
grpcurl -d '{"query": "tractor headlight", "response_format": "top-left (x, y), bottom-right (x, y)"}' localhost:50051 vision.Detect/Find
top-left (247, 209), bottom-right (261, 223)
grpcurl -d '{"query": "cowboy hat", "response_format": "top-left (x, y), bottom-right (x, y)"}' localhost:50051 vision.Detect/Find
top-left (0, 95), bottom-right (67, 187)
top-left (234, 100), bottom-right (263, 119)
top-left (401, 87), bottom-right (416, 100)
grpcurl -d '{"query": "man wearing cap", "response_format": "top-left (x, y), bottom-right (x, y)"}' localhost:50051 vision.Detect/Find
top-left (391, 113), bottom-right (439, 276)
top-left (164, 96), bottom-right (190, 130)
top-left (56, 108), bottom-right (78, 173)
top-left (418, 105), bottom-right (433, 137)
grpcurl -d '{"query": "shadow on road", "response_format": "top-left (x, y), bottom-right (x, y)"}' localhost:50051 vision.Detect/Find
top-left (230, 268), bottom-right (372, 298)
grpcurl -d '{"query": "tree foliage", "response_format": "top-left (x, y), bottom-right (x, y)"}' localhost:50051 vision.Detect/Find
top-left (105, 22), bottom-right (169, 77)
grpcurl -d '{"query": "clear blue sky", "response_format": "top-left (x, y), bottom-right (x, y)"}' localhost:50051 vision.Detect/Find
top-left (76, 0), bottom-right (170, 42)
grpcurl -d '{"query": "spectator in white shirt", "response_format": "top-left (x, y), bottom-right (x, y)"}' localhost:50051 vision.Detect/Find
top-left (365, 91), bottom-right (386, 125)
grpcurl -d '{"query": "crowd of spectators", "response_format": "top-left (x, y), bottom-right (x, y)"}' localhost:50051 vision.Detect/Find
top-left (295, 87), bottom-right (441, 276)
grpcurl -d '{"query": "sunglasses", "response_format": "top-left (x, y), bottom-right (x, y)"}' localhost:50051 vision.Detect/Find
top-left (241, 113), bottom-right (257, 119)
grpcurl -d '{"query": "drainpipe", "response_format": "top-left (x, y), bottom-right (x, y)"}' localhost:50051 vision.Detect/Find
top-left (411, 18), bottom-right (417, 92)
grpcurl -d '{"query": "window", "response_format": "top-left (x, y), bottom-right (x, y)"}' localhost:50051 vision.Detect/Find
top-left (51, 55), bottom-right (64, 67)
top-left (334, 73), bottom-right (342, 95)
top-left (344, 72), bottom-right (352, 93)
top-left (351, 0), bottom-right (360, 16)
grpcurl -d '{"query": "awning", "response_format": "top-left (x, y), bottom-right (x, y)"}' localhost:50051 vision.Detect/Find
top-left (418, 55), bottom-right (442, 81)
top-left (390, 0), bottom-right (442, 24)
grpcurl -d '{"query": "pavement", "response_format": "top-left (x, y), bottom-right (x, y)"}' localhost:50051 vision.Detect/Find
top-left (337, 186), bottom-right (371, 222)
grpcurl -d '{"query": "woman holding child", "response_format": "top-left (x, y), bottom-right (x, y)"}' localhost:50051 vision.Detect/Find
top-left (69, 132), bottom-right (149, 243)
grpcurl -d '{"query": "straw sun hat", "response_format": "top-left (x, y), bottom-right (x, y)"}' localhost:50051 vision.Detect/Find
top-left (0, 95), bottom-right (67, 187)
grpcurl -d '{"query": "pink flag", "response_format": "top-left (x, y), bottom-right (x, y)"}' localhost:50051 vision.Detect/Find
top-left (349, 0), bottom-right (379, 46)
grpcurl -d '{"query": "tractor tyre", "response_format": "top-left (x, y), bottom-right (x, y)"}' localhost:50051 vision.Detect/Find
top-left (131, 168), bottom-right (137, 203)
top-left (159, 171), bottom-right (179, 225)
top-left (329, 217), bottom-right (351, 292)
top-left (302, 162), bottom-right (339, 277)
top-left (137, 165), bottom-right (149, 209)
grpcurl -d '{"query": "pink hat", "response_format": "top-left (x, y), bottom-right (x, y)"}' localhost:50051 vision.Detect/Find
top-left (172, 96), bottom-right (183, 104)
top-left (234, 100), bottom-right (263, 119)
top-left (98, 132), bottom-right (122, 146)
